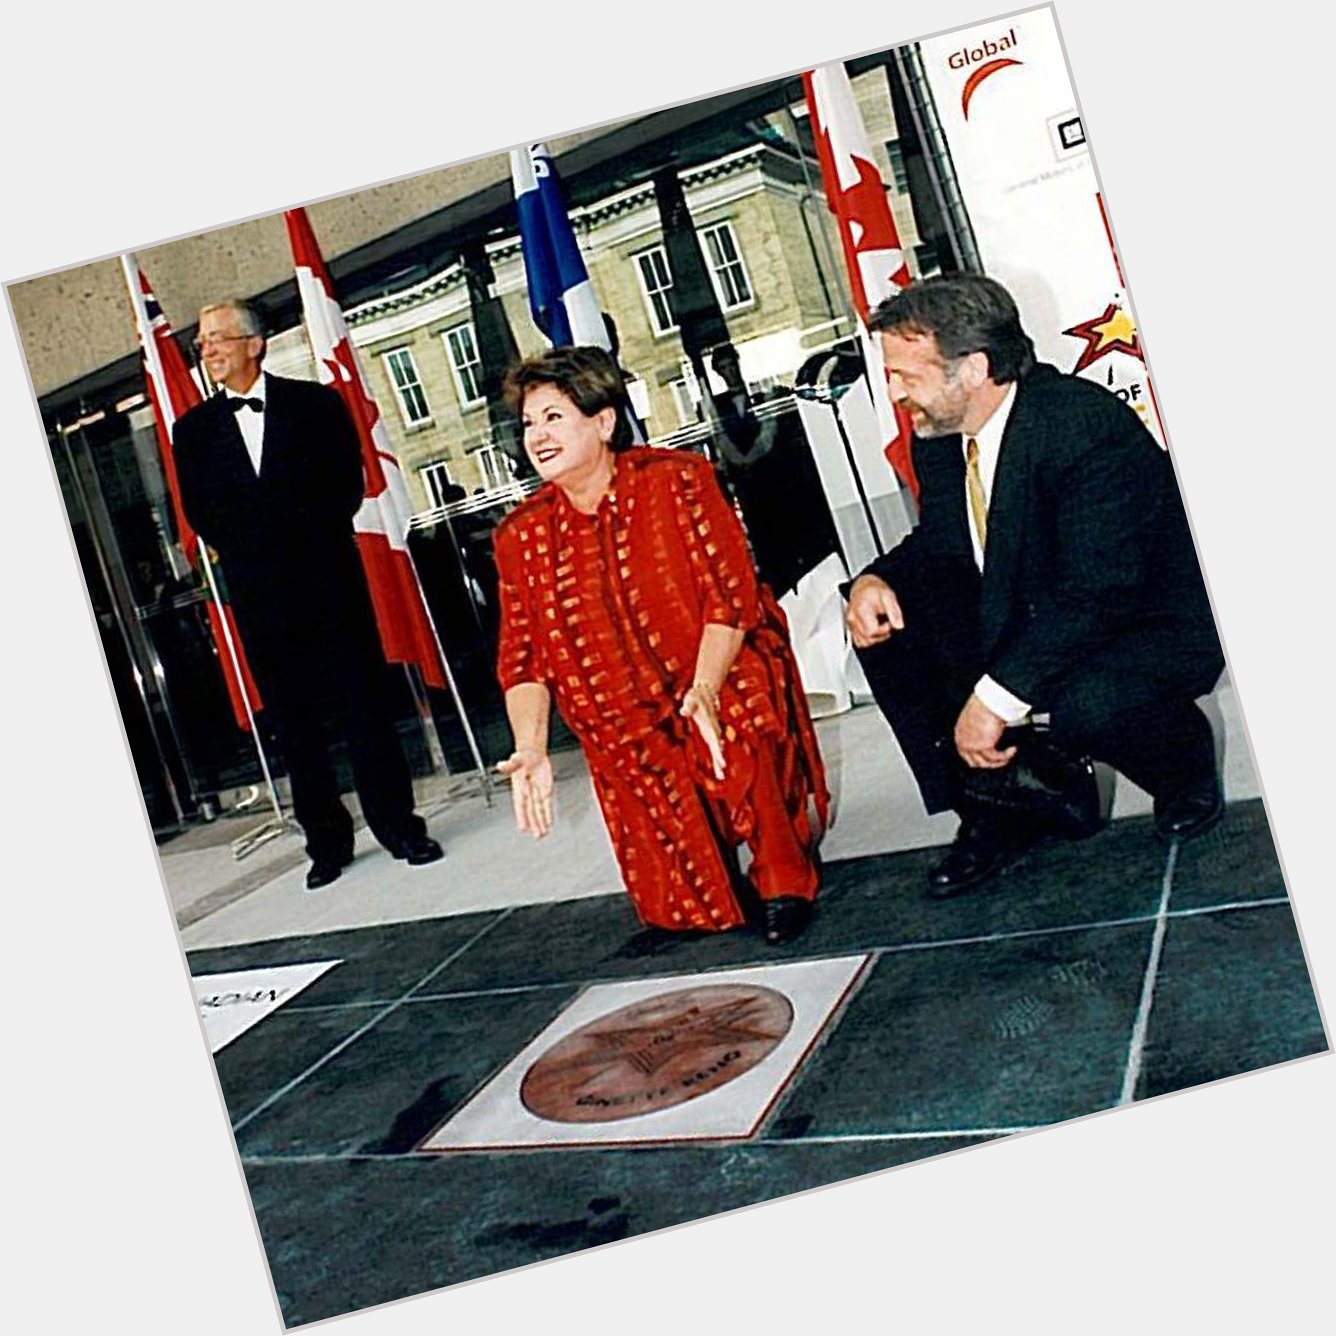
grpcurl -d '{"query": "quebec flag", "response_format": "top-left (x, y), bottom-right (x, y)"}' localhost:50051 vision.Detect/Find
top-left (510, 143), bottom-right (611, 349)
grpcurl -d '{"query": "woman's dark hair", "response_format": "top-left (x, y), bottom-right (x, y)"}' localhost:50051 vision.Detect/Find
top-left (869, 274), bottom-right (1036, 383)
top-left (503, 345), bottom-right (635, 450)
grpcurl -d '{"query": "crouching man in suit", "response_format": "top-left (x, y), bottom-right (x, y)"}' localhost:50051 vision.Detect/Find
top-left (174, 298), bottom-right (443, 890)
top-left (845, 274), bottom-right (1224, 897)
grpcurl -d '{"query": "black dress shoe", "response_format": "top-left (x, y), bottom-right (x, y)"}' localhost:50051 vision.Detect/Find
top-left (389, 834), bottom-right (445, 866)
top-left (927, 818), bottom-right (1034, 899)
top-left (1154, 777), bottom-right (1223, 841)
top-left (958, 731), bottom-right (1102, 840)
top-left (762, 896), bottom-right (813, 945)
top-left (305, 852), bottom-right (353, 891)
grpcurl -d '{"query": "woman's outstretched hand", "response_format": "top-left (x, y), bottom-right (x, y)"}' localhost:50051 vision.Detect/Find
top-left (680, 685), bottom-right (726, 781)
top-left (497, 746), bottom-right (556, 838)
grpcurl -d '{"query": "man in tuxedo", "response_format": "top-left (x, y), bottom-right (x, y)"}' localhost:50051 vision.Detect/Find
top-left (174, 299), bottom-right (443, 889)
top-left (845, 275), bottom-right (1224, 896)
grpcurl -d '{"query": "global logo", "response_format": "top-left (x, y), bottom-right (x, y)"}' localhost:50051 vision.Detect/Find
top-left (948, 28), bottom-right (1023, 119)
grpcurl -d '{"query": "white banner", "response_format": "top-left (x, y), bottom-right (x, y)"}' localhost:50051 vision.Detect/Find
top-left (194, 960), bottom-right (341, 1054)
top-left (920, 10), bottom-right (1162, 441)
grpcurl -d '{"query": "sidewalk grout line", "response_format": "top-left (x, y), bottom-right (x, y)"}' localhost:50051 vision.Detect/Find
top-left (258, 896), bottom-right (1291, 1016)
top-left (1118, 842), bottom-right (1180, 1105)
top-left (1165, 895), bottom-right (1288, 917)
top-left (229, 907), bottom-right (517, 1136)
top-left (236, 1126), bottom-right (1038, 1165)
top-left (863, 895), bottom-right (1281, 960)
top-left (751, 1128), bottom-right (1036, 1143)
top-left (286, 980), bottom-right (578, 1013)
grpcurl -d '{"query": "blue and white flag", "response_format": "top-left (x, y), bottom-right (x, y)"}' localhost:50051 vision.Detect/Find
top-left (510, 143), bottom-right (610, 349)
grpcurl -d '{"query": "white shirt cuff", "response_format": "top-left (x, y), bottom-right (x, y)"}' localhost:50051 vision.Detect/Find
top-left (974, 674), bottom-right (1031, 724)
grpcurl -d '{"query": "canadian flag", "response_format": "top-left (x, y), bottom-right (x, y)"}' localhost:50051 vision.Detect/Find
top-left (121, 253), bottom-right (262, 729)
top-left (284, 207), bottom-right (445, 689)
top-left (802, 62), bottom-right (919, 500)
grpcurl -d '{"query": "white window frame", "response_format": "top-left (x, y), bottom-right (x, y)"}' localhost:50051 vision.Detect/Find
top-left (632, 246), bottom-right (678, 336)
top-left (669, 379), bottom-right (701, 428)
top-left (700, 221), bottom-right (754, 312)
top-left (381, 347), bottom-right (432, 427)
top-left (441, 322), bottom-right (486, 409)
top-left (420, 460), bottom-right (458, 508)
top-left (474, 442), bottom-right (512, 492)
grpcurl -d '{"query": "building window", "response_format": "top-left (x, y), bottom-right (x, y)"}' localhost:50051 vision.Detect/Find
top-left (382, 347), bottom-right (431, 426)
top-left (884, 140), bottom-right (909, 194)
top-left (914, 240), bottom-right (941, 279)
top-left (442, 323), bottom-right (485, 408)
top-left (701, 222), bottom-right (753, 310)
top-left (474, 443), bottom-right (512, 492)
top-left (420, 460), bottom-right (458, 508)
top-left (669, 379), bottom-right (699, 428)
top-left (633, 246), bottom-right (678, 335)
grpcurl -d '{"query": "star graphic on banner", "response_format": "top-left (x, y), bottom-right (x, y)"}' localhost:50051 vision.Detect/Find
top-left (1063, 301), bottom-right (1142, 373)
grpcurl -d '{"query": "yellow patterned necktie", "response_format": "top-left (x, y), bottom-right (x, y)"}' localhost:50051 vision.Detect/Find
top-left (965, 436), bottom-right (988, 554)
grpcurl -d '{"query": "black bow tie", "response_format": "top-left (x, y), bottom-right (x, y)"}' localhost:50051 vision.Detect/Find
top-left (228, 396), bottom-right (264, 414)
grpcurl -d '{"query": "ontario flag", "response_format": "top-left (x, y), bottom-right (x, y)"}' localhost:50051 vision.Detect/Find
top-left (284, 207), bottom-right (445, 689)
top-left (802, 62), bottom-right (919, 500)
top-left (120, 253), bottom-right (262, 729)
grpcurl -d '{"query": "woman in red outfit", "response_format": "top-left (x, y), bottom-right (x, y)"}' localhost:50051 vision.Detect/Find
top-left (493, 347), bottom-right (829, 944)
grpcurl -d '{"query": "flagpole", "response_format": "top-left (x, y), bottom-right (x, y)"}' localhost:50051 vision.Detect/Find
top-left (830, 390), bottom-right (888, 557)
top-left (197, 548), bottom-right (286, 828)
top-left (402, 664), bottom-right (448, 774)
top-left (400, 545), bottom-right (495, 806)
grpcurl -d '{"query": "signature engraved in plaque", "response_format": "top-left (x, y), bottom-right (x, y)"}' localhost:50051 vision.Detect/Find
top-left (521, 984), bottom-right (795, 1124)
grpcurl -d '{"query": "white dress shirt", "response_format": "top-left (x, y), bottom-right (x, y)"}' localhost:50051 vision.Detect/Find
top-left (224, 372), bottom-right (268, 476)
top-left (963, 384), bottom-right (1032, 724)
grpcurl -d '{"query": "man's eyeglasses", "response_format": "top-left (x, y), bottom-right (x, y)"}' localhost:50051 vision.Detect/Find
top-left (192, 333), bottom-right (255, 353)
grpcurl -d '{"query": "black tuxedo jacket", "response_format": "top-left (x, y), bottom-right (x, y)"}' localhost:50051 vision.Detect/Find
top-left (862, 363), bottom-right (1221, 706)
top-left (174, 374), bottom-right (378, 676)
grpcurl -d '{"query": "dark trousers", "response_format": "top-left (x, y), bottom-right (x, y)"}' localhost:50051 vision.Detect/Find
top-left (256, 632), bottom-right (426, 863)
top-left (855, 594), bottom-right (1224, 818)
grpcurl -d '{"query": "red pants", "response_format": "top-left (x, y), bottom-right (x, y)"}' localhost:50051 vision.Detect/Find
top-left (589, 726), bottom-right (822, 931)
top-left (728, 738), bottom-right (820, 902)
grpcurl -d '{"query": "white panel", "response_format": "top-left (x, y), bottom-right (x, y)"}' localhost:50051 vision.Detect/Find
top-left (424, 955), bottom-right (870, 1150)
top-left (194, 960), bottom-right (341, 1054)
top-left (920, 12), bottom-right (1163, 441)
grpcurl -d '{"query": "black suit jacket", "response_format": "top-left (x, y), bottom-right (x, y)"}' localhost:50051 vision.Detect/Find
top-left (861, 363), bottom-right (1221, 706)
top-left (174, 374), bottom-right (379, 678)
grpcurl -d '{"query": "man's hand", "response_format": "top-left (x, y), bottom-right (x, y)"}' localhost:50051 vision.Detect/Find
top-left (954, 694), bottom-right (1017, 769)
top-left (845, 574), bottom-right (905, 648)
